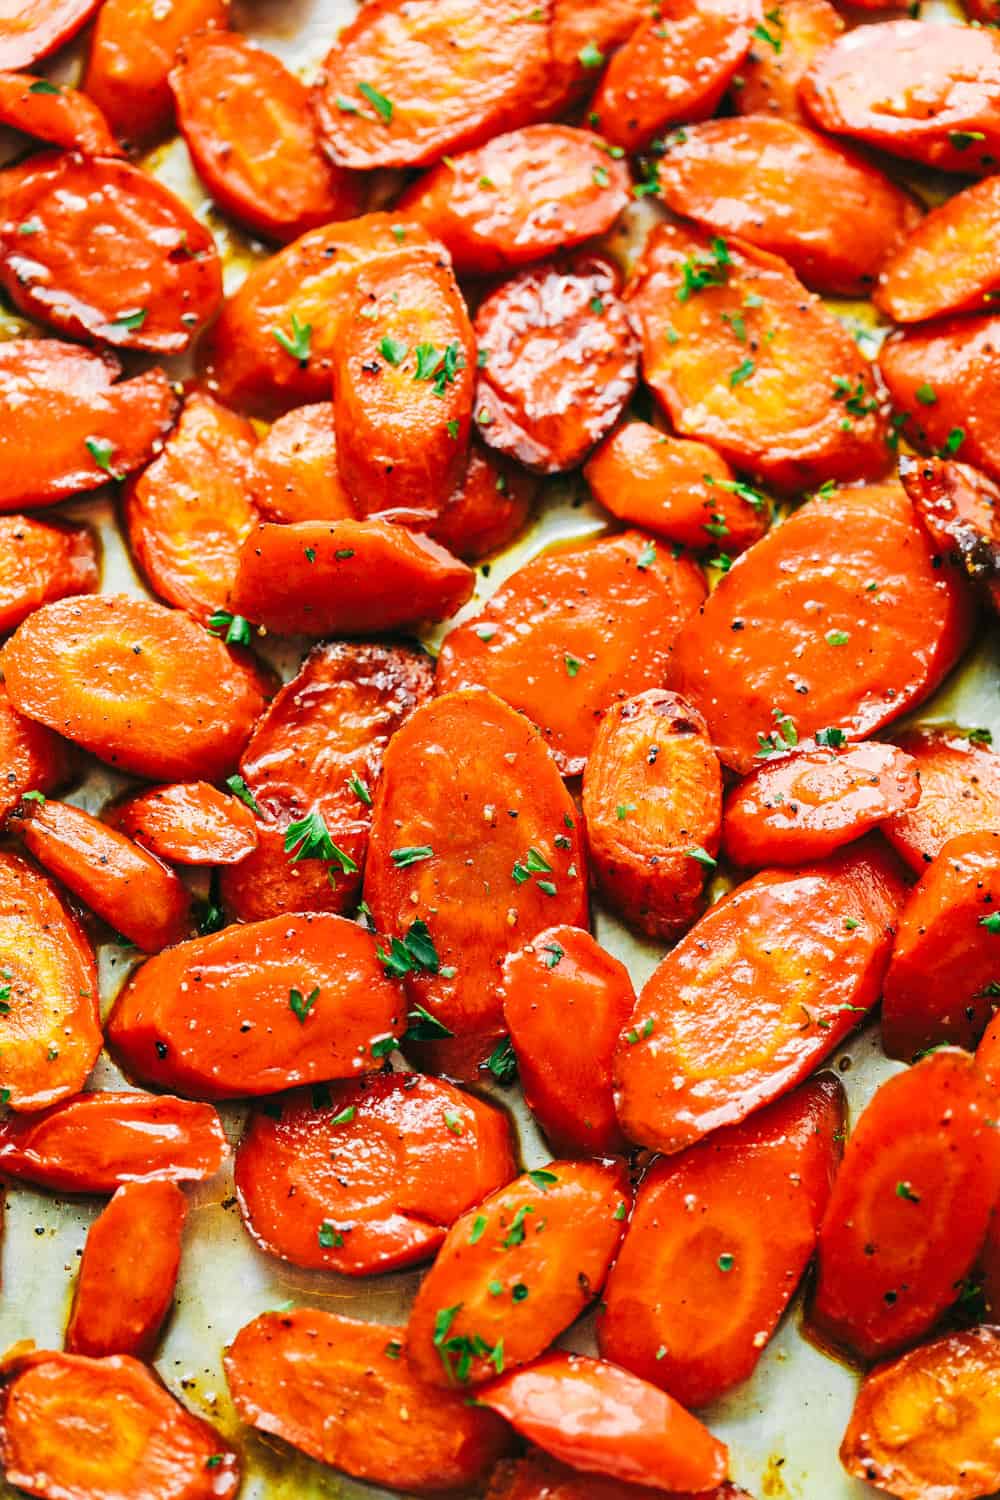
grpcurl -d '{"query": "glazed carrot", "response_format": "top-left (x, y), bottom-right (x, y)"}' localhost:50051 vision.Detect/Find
top-left (582, 690), bottom-right (723, 939)
top-left (363, 689), bottom-right (587, 1077)
top-left (547, 0), bottom-right (646, 105)
top-left (122, 392), bottom-right (258, 624)
top-left (235, 1074), bottom-right (516, 1275)
top-left (722, 743), bottom-right (921, 868)
top-left (500, 926), bottom-right (634, 1155)
top-left (0, 516), bottom-right (98, 634)
top-left (487, 1452), bottom-right (751, 1500)
top-left (65, 1180), bottom-right (186, 1358)
top-left (20, 799), bottom-right (192, 953)
top-left (978, 1009), bottom-right (1000, 1090)
top-left (877, 178), bottom-right (1000, 323)
top-left (332, 248), bottom-right (476, 521)
top-left (598, 1076), bottom-right (843, 1408)
top-left (230, 519), bottom-right (474, 636)
top-left (583, 423), bottom-right (768, 554)
top-left (614, 838), bottom-right (907, 1154)
top-left (397, 127), bottom-right (629, 276)
top-left (883, 728), bottom-right (1000, 872)
top-left (224, 1308), bottom-right (509, 1492)
top-left (407, 1159), bottom-right (630, 1388)
top-left (626, 222), bottom-right (888, 492)
top-left (0, 154), bottom-right (222, 354)
top-left (106, 912), bottom-right (401, 1098)
top-left (900, 454), bottom-right (1000, 615)
top-left (0, 1351), bottom-right (239, 1500)
top-left (730, 0), bottom-right (842, 124)
top-left (436, 532), bottom-right (705, 775)
top-left (108, 782), bottom-right (257, 866)
top-left (478, 1353), bottom-right (729, 1493)
top-left (1, 595), bottom-right (266, 782)
top-left (840, 1327), bottom-right (1000, 1500)
top-left (312, 0), bottom-right (552, 169)
top-left (0, 685), bottom-right (72, 824)
top-left (249, 404), bottom-right (355, 524)
top-left (0, 341), bottom-right (177, 512)
top-left (0, 0), bottom-right (103, 69)
top-left (667, 485), bottom-right (975, 772)
top-left (880, 316), bottom-right (1000, 485)
top-left (431, 441), bottom-right (538, 562)
top-left (0, 73), bottom-right (119, 155)
top-left (474, 253), bottom-right (638, 473)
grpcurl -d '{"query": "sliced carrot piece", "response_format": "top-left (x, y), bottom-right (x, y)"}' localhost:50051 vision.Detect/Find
top-left (883, 728), bottom-right (1000, 872)
top-left (474, 253), bottom-right (638, 473)
top-left (106, 912), bottom-right (401, 1098)
top-left (0, 0), bottom-right (102, 69)
top-left (614, 838), bottom-right (907, 1154)
top-left (0, 1351), bottom-right (239, 1500)
top-left (2, 594), bottom-right (266, 782)
top-left (900, 454), bottom-right (1000, 615)
top-left (20, 798), bottom-right (192, 953)
top-left (0, 154), bottom-right (222, 354)
top-left (65, 1181), bottom-right (186, 1359)
top-left (730, 0), bottom-right (842, 124)
top-left (0, 515), bottom-right (98, 634)
top-left (547, 0), bottom-right (646, 106)
top-left (667, 484), bottom-right (975, 773)
top-left (235, 1074), bottom-right (516, 1275)
top-left (0, 341), bottom-right (177, 512)
top-left (108, 782), bottom-right (257, 866)
top-left (0, 684), bottom-right (72, 825)
top-left (407, 1159), bottom-right (630, 1388)
top-left (810, 1050), bottom-right (1000, 1361)
top-left (626, 222), bottom-right (888, 492)
top-left (431, 440), bottom-right (538, 562)
top-left (363, 689), bottom-right (588, 1077)
top-left (249, 403), bottom-right (355, 524)
top-left (979, 1009), bottom-right (1000, 1091)
top-left (487, 1452), bottom-right (750, 1500)
top-left (582, 689), bottom-right (723, 939)
top-left (218, 824), bottom-right (349, 925)
top-left (880, 315), bottom-right (1000, 486)
top-left (501, 926), bottom-right (634, 1156)
top-left (436, 531), bottom-right (705, 775)
top-left (479, 1353), bottom-right (728, 1493)
top-left (0, 72), bottom-right (119, 155)
top-left (877, 177), bottom-right (1000, 323)
top-left (123, 392), bottom-right (258, 624)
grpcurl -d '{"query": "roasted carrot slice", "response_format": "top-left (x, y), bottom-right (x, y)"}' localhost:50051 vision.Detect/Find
top-left (487, 1451), bottom-right (751, 1500)
top-left (900, 454), bottom-right (1000, 615)
top-left (0, 685), bottom-right (72, 825)
top-left (474, 253), bottom-right (638, 473)
top-left (431, 441), bottom-right (538, 562)
top-left (0, 154), bottom-right (222, 354)
top-left (249, 403), bottom-right (355, 524)
top-left (171, 30), bottom-right (362, 243)
top-left (626, 222), bottom-right (888, 493)
top-left (397, 126), bottom-right (629, 276)
top-left (332, 248), bottom-right (476, 522)
top-left (65, 1181), bottom-right (186, 1359)
top-left (877, 177), bottom-right (1000, 323)
top-left (880, 316), bottom-right (1000, 486)
top-left (840, 1326), bottom-right (1000, 1500)
top-left (0, 515), bottom-right (98, 634)
top-left (500, 926), bottom-right (634, 1156)
top-left (108, 782), bottom-right (257, 866)
top-left (122, 392), bottom-right (258, 625)
top-left (2, 594), bottom-right (266, 782)
top-left (436, 532), bottom-right (705, 775)
top-left (106, 912), bottom-right (401, 1098)
top-left (0, 72), bottom-right (119, 155)
top-left (614, 838), bottom-right (907, 1154)
top-left (583, 422), bottom-right (768, 554)
top-left (235, 1074), bottom-right (516, 1275)
top-left (0, 341), bottom-right (177, 512)
top-left (312, 0), bottom-right (552, 170)
top-left (0, 0), bottom-right (102, 69)
top-left (478, 1353), bottom-right (728, 1493)
top-left (883, 728), bottom-right (1000, 873)
top-left (407, 1159), bottom-right (630, 1388)
top-left (363, 689), bottom-right (588, 1077)
top-left (546, 0), bottom-right (646, 107)
top-left (20, 798), bottom-right (192, 953)
top-left (0, 1350), bottom-right (239, 1500)
top-left (582, 690), bottom-right (723, 939)
top-left (667, 484), bottom-right (975, 773)
top-left (730, 0), bottom-right (842, 124)
top-left (979, 1009), bottom-right (1000, 1090)
top-left (598, 1075), bottom-right (843, 1408)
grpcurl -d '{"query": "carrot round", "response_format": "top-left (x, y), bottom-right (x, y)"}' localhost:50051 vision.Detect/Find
top-left (224, 1308), bottom-right (510, 1492)
top-left (407, 1159), bottom-right (630, 1388)
top-left (0, 685), bottom-right (72, 825)
top-left (235, 1074), bottom-right (515, 1275)
top-left (486, 1452), bottom-right (751, 1500)
top-left (882, 728), bottom-right (1000, 873)
top-left (877, 177), bottom-right (1000, 323)
top-left (879, 315), bottom-right (1000, 485)
top-left (65, 1180), bottom-right (186, 1359)
top-left (431, 441), bottom-right (538, 563)
top-left (0, 72), bottom-right (119, 155)
top-left (900, 453), bottom-right (1000, 615)
top-left (249, 403), bottom-right (354, 525)
top-left (730, 0), bottom-right (842, 124)
top-left (0, 0), bottom-right (102, 69)
top-left (108, 782), bottom-right (257, 866)
top-left (544, 0), bottom-right (646, 112)
top-left (614, 838), bottom-right (907, 1154)
top-left (1, 594), bottom-right (266, 782)
top-left (0, 515), bottom-right (98, 635)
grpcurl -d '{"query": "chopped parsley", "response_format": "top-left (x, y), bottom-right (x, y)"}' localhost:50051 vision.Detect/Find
top-left (358, 81), bottom-right (393, 122)
top-left (677, 238), bottom-right (731, 301)
top-left (284, 809), bottom-right (358, 873)
top-left (225, 775), bottom-right (261, 815)
top-left (390, 845), bottom-right (433, 867)
top-left (289, 985), bottom-right (320, 1023)
top-left (377, 917), bottom-right (440, 977)
top-left (272, 312), bottom-right (312, 363)
top-left (207, 609), bottom-right (252, 646)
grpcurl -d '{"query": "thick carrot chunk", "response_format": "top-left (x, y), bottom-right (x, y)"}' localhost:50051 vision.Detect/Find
top-left (0, 515), bottom-right (98, 635)
top-left (249, 404), bottom-right (354, 525)
top-left (0, 685), bottom-right (72, 824)
top-left (883, 728), bottom-right (1000, 872)
top-left (730, 0), bottom-right (842, 124)
top-left (108, 782), bottom-right (257, 866)
top-left (877, 177), bottom-right (1000, 323)
top-left (880, 316), bottom-right (1000, 486)
top-left (430, 441), bottom-right (538, 562)
top-left (0, 72), bottom-right (119, 155)
top-left (0, 0), bottom-right (103, 69)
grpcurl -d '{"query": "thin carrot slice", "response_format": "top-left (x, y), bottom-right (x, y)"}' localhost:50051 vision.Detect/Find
top-left (614, 838), bottom-right (907, 1154)
top-left (436, 532), bottom-right (705, 775)
top-left (0, 154), bottom-right (222, 354)
top-left (2, 594), bottom-right (266, 782)
top-left (0, 850), bottom-right (100, 1112)
top-left (235, 1074), bottom-right (516, 1275)
top-left (0, 685), bottom-right (72, 825)
top-left (0, 1351), bottom-right (239, 1500)
top-left (582, 689), bottom-right (723, 939)
top-left (487, 1452), bottom-right (751, 1500)
top-left (0, 72), bottom-right (119, 155)
top-left (65, 1181), bottom-right (186, 1359)
top-left (20, 798), bottom-right (192, 953)
top-left (500, 926), bottom-right (634, 1156)
top-left (0, 0), bottom-right (102, 69)
top-left (900, 454), bottom-right (1000, 615)
top-left (598, 1075), bottom-right (843, 1408)
top-left (363, 689), bottom-right (588, 1078)
top-left (249, 403), bottom-right (355, 524)
top-left (108, 782), bottom-right (257, 866)
top-left (431, 441), bottom-right (538, 562)
top-left (730, 0), bottom-right (842, 124)
top-left (877, 177), bottom-right (1000, 323)
top-left (106, 912), bottom-right (401, 1098)
top-left (122, 391), bottom-right (258, 624)
top-left (880, 316), bottom-right (1000, 486)
top-left (626, 222), bottom-right (888, 492)
top-left (810, 1050), bottom-right (1000, 1361)
top-left (0, 515), bottom-right (99, 634)
top-left (474, 253), bottom-right (638, 473)
top-left (883, 728), bottom-right (1000, 872)
top-left (407, 1159), bottom-right (630, 1388)
top-left (667, 484), bottom-right (975, 773)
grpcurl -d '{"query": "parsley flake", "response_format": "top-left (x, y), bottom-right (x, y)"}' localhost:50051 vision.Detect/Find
top-left (284, 810), bottom-right (358, 873)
